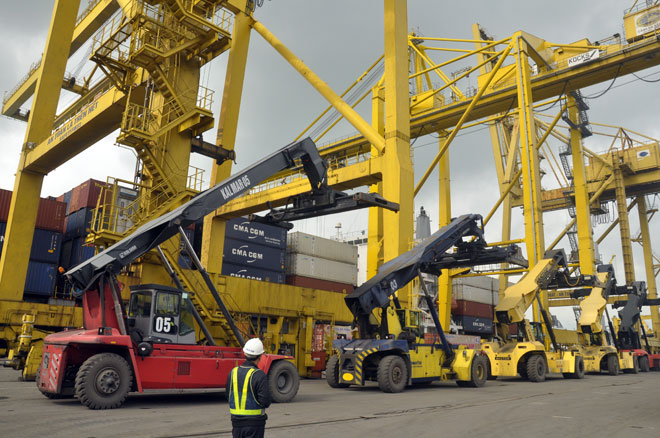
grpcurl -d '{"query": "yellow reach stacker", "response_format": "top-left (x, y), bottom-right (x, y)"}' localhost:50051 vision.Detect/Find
top-left (483, 251), bottom-right (584, 381)
top-left (570, 265), bottom-right (636, 375)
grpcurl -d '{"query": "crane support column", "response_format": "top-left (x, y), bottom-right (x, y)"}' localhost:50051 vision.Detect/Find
top-left (437, 132), bottom-right (452, 329)
top-left (637, 196), bottom-right (660, 334)
top-left (382, 0), bottom-right (413, 307)
top-left (567, 94), bottom-right (595, 275)
top-left (613, 156), bottom-right (635, 284)
top-left (0, 0), bottom-right (80, 300)
top-left (367, 85), bottom-right (385, 279)
top-left (202, 6), bottom-right (252, 273)
top-left (513, 34), bottom-right (546, 314)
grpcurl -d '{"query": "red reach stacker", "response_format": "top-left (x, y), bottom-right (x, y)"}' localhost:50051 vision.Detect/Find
top-left (36, 138), bottom-right (398, 408)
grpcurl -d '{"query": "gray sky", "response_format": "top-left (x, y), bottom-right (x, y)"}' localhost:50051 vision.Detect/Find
top-left (1, 1), bottom-right (659, 328)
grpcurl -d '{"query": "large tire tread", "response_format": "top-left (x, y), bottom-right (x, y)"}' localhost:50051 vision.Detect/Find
top-left (325, 355), bottom-right (349, 388)
top-left (606, 354), bottom-right (619, 376)
top-left (377, 355), bottom-right (407, 393)
top-left (268, 360), bottom-right (300, 403)
top-left (75, 353), bottom-right (132, 410)
top-left (460, 355), bottom-right (488, 388)
top-left (526, 355), bottom-right (546, 382)
top-left (640, 355), bottom-right (651, 373)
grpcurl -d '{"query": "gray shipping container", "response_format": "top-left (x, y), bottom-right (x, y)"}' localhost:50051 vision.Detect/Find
top-left (452, 276), bottom-right (499, 305)
top-left (287, 232), bottom-right (357, 264)
top-left (286, 253), bottom-right (357, 285)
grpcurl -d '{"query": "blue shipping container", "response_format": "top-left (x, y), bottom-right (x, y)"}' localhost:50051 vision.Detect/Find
top-left (225, 217), bottom-right (287, 249)
top-left (221, 262), bottom-right (285, 284)
top-left (30, 228), bottom-right (62, 264)
top-left (0, 223), bottom-right (62, 264)
top-left (24, 261), bottom-right (57, 296)
top-left (455, 316), bottom-right (494, 334)
top-left (69, 237), bottom-right (96, 267)
top-left (223, 237), bottom-right (285, 272)
top-left (65, 208), bottom-right (93, 240)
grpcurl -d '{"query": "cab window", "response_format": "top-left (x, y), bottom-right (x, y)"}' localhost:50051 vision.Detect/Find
top-left (409, 311), bottom-right (421, 328)
top-left (155, 292), bottom-right (179, 316)
top-left (128, 292), bottom-right (152, 317)
top-left (179, 295), bottom-right (196, 337)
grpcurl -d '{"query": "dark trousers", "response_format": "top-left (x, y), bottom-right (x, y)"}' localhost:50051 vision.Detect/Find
top-left (232, 424), bottom-right (265, 438)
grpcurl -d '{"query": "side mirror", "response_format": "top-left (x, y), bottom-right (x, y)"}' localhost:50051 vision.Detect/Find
top-left (137, 341), bottom-right (154, 357)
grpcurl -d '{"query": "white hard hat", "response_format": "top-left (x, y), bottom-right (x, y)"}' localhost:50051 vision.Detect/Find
top-left (243, 338), bottom-right (265, 356)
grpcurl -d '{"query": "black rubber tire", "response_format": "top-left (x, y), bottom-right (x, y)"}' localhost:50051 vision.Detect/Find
top-left (518, 364), bottom-right (528, 380)
top-left (564, 356), bottom-right (585, 379)
top-left (325, 355), bottom-right (349, 388)
top-left (460, 355), bottom-right (488, 388)
top-left (526, 355), bottom-right (547, 383)
top-left (75, 353), bottom-right (132, 409)
top-left (639, 355), bottom-right (651, 373)
top-left (268, 360), bottom-right (300, 403)
top-left (486, 361), bottom-right (497, 380)
top-left (606, 354), bottom-right (619, 376)
top-left (377, 355), bottom-right (407, 393)
top-left (625, 355), bottom-right (640, 374)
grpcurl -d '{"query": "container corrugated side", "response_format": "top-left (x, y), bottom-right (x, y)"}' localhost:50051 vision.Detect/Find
top-left (286, 253), bottom-right (357, 284)
top-left (0, 223), bottom-right (62, 264)
top-left (35, 198), bottom-right (66, 232)
top-left (452, 275), bottom-right (498, 291)
top-left (24, 261), bottom-right (57, 296)
top-left (221, 262), bottom-right (285, 284)
top-left (287, 232), bottom-right (357, 264)
top-left (223, 238), bottom-right (285, 272)
top-left (30, 229), bottom-right (62, 264)
top-left (285, 275), bottom-right (354, 294)
top-left (64, 208), bottom-right (94, 240)
top-left (69, 237), bottom-right (96, 267)
top-left (0, 189), bottom-right (66, 232)
top-left (69, 179), bottom-right (107, 213)
top-left (454, 316), bottom-right (494, 334)
top-left (226, 217), bottom-right (287, 249)
top-left (453, 284), bottom-right (499, 305)
top-left (452, 299), bottom-right (493, 319)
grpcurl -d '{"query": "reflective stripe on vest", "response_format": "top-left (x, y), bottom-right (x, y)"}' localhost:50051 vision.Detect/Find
top-left (229, 367), bottom-right (265, 416)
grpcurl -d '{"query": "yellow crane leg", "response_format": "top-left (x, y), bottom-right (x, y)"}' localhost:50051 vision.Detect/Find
top-left (367, 85), bottom-right (385, 279)
top-left (202, 10), bottom-right (253, 273)
top-left (0, 0), bottom-right (81, 300)
top-left (437, 133), bottom-right (452, 329)
top-left (567, 94), bottom-right (595, 275)
top-left (637, 196), bottom-right (660, 337)
top-left (382, 0), bottom-right (414, 308)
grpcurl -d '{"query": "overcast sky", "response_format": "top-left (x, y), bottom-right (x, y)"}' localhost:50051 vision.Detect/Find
top-left (1, 1), bottom-right (659, 328)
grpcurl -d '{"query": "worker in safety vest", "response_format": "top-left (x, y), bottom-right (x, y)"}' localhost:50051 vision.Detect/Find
top-left (226, 338), bottom-right (271, 438)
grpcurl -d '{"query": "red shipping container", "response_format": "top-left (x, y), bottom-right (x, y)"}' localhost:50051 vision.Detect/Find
top-left (452, 299), bottom-right (493, 319)
top-left (0, 189), bottom-right (66, 232)
top-left (311, 351), bottom-right (327, 372)
top-left (286, 275), bottom-right (354, 294)
top-left (69, 179), bottom-right (107, 213)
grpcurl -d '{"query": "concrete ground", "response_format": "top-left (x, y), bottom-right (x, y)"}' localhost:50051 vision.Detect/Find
top-left (1, 367), bottom-right (658, 438)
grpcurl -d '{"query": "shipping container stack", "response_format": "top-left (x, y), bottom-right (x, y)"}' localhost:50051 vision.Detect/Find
top-left (0, 189), bottom-right (66, 300)
top-left (218, 217), bottom-right (288, 284)
top-left (56, 179), bottom-right (107, 275)
top-left (451, 276), bottom-right (499, 336)
top-left (285, 232), bottom-right (357, 293)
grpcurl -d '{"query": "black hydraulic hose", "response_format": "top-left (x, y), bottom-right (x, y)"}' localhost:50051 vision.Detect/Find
top-left (418, 270), bottom-right (454, 365)
top-left (178, 226), bottom-right (245, 346)
top-left (156, 246), bottom-right (216, 346)
top-left (535, 294), bottom-right (560, 351)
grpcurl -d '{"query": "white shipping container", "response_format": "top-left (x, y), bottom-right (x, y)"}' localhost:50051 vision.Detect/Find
top-left (286, 253), bottom-right (357, 285)
top-left (452, 275), bottom-right (498, 291)
top-left (453, 284), bottom-right (499, 305)
top-left (287, 232), bottom-right (358, 264)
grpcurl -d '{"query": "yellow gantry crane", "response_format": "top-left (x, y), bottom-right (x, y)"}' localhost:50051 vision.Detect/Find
top-left (2, 1), bottom-right (660, 379)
